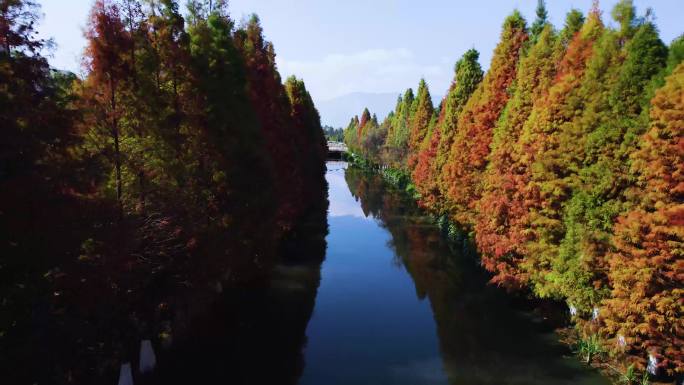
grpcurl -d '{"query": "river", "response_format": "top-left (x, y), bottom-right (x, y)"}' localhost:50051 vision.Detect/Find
top-left (1, 161), bottom-right (613, 385)
top-left (294, 161), bottom-right (609, 385)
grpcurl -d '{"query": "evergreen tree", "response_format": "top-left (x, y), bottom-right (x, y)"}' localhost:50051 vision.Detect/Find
top-left (530, 0), bottom-right (548, 45)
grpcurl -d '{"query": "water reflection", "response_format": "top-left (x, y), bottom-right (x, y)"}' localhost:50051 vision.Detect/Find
top-left (0, 171), bottom-right (328, 385)
top-left (149, 222), bottom-right (327, 385)
top-left (297, 164), bottom-right (609, 385)
top-left (326, 161), bottom-right (369, 219)
top-left (0, 161), bottom-right (611, 385)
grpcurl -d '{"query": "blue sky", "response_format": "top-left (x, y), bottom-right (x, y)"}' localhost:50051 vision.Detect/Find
top-left (37, 0), bottom-right (683, 104)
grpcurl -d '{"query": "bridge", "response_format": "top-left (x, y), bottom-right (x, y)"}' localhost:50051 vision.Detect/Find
top-left (327, 141), bottom-right (348, 159)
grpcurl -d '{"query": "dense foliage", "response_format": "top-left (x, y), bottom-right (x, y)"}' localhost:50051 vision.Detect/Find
top-left (344, 0), bottom-right (683, 378)
top-left (1, 0), bottom-right (327, 382)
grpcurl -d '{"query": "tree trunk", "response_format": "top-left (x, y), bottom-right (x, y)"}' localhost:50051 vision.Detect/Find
top-left (111, 78), bottom-right (123, 218)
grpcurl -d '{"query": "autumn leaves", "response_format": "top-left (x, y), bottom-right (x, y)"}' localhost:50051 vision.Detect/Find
top-left (344, 1), bottom-right (682, 377)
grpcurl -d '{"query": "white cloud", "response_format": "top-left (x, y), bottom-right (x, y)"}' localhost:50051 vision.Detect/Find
top-left (277, 48), bottom-right (451, 102)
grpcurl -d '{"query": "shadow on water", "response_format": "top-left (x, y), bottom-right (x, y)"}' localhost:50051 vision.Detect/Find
top-left (0, 172), bottom-right (329, 385)
top-left (148, 213), bottom-right (328, 385)
top-left (0, 162), bottom-right (611, 385)
top-left (338, 165), bottom-right (610, 385)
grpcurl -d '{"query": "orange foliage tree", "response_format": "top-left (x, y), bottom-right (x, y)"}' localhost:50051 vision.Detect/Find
top-left (475, 23), bottom-right (559, 289)
top-left (441, 11), bottom-right (528, 226)
top-left (602, 63), bottom-right (684, 376)
top-left (517, 8), bottom-right (604, 299)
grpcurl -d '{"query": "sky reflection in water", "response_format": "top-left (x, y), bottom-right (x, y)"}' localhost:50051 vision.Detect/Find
top-left (298, 162), bottom-right (610, 385)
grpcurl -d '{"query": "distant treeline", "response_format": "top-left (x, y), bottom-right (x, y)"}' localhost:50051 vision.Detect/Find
top-left (323, 125), bottom-right (345, 141)
top-left (1, 0), bottom-right (327, 382)
top-left (344, 0), bottom-right (683, 379)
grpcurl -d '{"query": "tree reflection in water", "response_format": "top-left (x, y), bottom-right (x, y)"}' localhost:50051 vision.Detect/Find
top-left (0, 182), bottom-right (328, 385)
top-left (344, 166), bottom-right (609, 385)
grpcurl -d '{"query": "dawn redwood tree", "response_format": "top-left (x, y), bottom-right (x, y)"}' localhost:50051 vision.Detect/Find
top-left (559, 5), bottom-right (668, 312)
top-left (407, 79), bottom-right (434, 170)
top-left (285, 75), bottom-right (327, 198)
top-left (518, 5), bottom-right (604, 303)
top-left (357, 109), bottom-right (387, 162)
top-left (344, 115), bottom-right (360, 152)
top-left (185, 1), bottom-right (276, 229)
top-left (483, 9), bottom-right (587, 288)
top-left (602, 62), bottom-right (684, 376)
top-left (120, 0), bottom-right (174, 211)
top-left (334, 1), bottom-right (681, 374)
top-left (413, 50), bottom-right (483, 213)
top-left (430, 49), bottom-right (484, 213)
top-left (235, 14), bottom-right (305, 229)
top-left (534, 6), bottom-right (624, 310)
top-left (412, 96), bottom-right (446, 211)
top-left (83, 0), bottom-right (133, 211)
top-left (646, 34), bottom-right (684, 98)
top-left (358, 107), bottom-right (371, 143)
top-left (441, 11), bottom-right (528, 226)
top-left (148, 0), bottom-right (190, 135)
top-left (384, 95), bottom-right (401, 149)
top-left (384, 88), bottom-right (414, 168)
top-left (475, 24), bottom-right (558, 289)
top-left (79, 0), bottom-right (193, 217)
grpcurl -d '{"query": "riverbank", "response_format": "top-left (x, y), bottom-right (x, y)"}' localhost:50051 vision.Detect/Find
top-left (314, 161), bottom-right (611, 384)
top-left (343, 154), bottom-right (677, 385)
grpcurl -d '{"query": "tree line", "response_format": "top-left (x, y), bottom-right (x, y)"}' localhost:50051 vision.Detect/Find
top-left (1, 0), bottom-right (327, 381)
top-left (344, 0), bottom-right (682, 379)
top-left (323, 125), bottom-right (344, 141)
top-left (2, 0), bottom-right (326, 245)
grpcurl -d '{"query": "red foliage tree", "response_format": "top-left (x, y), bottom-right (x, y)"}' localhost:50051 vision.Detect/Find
top-left (441, 11), bottom-right (528, 226)
top-left (413, 100), bottom-right (447, 211)
top-left (358, 107), bottom-right (371, 143)
top-left (83, 0), bottom-right (133, 211)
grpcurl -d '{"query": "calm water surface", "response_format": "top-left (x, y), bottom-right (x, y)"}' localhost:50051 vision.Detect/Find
top-left (3, 161), bottom-right (612, 384)
top-left (296, 161), bottom-right (609, 385)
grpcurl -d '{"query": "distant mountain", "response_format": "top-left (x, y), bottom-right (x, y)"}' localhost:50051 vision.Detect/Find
top-left (316, 92), bottom-right (399, 128)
